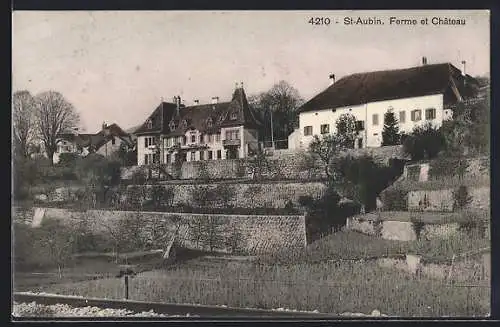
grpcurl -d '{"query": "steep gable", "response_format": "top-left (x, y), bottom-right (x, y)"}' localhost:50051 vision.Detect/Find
top-left (135, 102), bottom-right (178, 135)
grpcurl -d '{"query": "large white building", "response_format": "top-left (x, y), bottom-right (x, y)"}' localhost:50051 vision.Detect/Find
top-left (135, 84), bottom-right (261, 166)
top-left (291, 61), bottom-right (480, 150)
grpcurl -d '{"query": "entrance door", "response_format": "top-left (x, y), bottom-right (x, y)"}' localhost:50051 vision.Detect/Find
top-left (227, 148), bottom-right (239, 159)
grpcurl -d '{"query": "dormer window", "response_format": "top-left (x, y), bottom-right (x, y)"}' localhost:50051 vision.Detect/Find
top-left (207, 118), bottom-right (213, 128)
top-left (230, 111), bottom-right (238, 120)
top-left (146, 119), bottom-right (153, 129)
top-left (181, 119), bottom-right (188, 128)
top-left (169, 120), bottom-right (176, 131)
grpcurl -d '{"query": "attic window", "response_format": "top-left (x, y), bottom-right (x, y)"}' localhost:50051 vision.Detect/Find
top-left (182, 119), bottom-right (188, 128)
top-left (146, 119), bottom-right (153, 129)
top-left (230, 111), bottom-right (238, 120)
top-left (218, 115), bottom-right (225, 123)
top-left (169, 120), bottom-right (176, 131)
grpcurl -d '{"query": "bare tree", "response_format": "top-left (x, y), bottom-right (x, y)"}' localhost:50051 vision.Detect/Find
top-left (13, 90), bottom-right (35, 158)
top-left (34, 91), bottom-right (80, 164)
top-left (249, 80), bottom-right (304, 141)
top-left (309, 134), bottom-right (343, 178)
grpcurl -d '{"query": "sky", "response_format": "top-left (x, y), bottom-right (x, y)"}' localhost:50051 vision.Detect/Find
top-left (12, 10), bottom-right (490, 133)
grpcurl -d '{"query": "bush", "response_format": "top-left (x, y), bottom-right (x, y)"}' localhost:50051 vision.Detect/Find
top-left (453, 185), bottom-right (473, 211)
top-left (380, 187), bottom-right (408, 211)
top-left (298, 195), bottom-right (315, 208)
top-left (303, 187), bottom-right (358, 242)
top-left (58, 153), bottom-right (79, 167)
top-left (406, 165), bottom-right (421, 181)
top-left (428, 158), bottom-right (469, 180)
top-left (410, 216), bottom-right (425, 240)
top-left (332, 155), bottom-right (404, 211)
top-left (145, 185), bottom-right (174, 210)
top-left (403, 122), bottom-right (445, 161)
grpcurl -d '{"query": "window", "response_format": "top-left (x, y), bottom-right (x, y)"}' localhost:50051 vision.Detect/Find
top-left (216, 134), bottom-right (221, 142)
top-left (144, 137), bottom-right (154, 148)
top-left (425, 108), bottom-right (436, 120)
top-left (166, 154), bottom-right (171, 164)
top-left (147, 119), bottom-right (152, 129)
top-left (111, 138), bottom-right (116, 145)
top-left (207, 118), bottom-right (213, 128)
top-left (209, 134), bottom-right (214, 143)
top-left (320, 124), bottom-right (330, 134)
top-left (208, 151), bottom-right (213, 160)
top-left (190, 151), bottom-right (196, 161)
top-left (372, 114), bottom-right (379, 125)
top-left (411, 109), bottom-right (422, 122)
top-left (191, 134), bottom-right (196, 143)
top-left (399, 111), bottom-right (406, 124)
top-left (199, 151), bottom-right (204, 161)
top-left (230, 111), bottom-right (238, 120)
top-left (169, 120), bottom-right (176, 131)
top-left (217, 150), bottom-right (222, 159)
top-left (304, 126), bottom-right (313, 136)
top-left (182, 120), bottom-right (188, 128)
top-left (144, 154), bottom-right (149, 165)
top-left (225, 129), bottom-right (240, 140)
top-left (181, 136), bottom-right (186, 145)
top-left (355, 120), bottom-right (365, 131)
top-left (200, 134), bottom-right (205, 144)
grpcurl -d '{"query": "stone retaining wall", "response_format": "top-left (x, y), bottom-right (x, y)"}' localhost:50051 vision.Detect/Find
top-left (126, 181), bottom-right (327, 209)
top-left (376, 252), bottom-right (489, 282)
top-left (407, 187), bottom-right (490, 212)
top-left (346, 216), bottom-right (462, 241)
top-left (12, 207), bottom-right (307, 255)
top-left (121, 146), bottom-right (405, 181)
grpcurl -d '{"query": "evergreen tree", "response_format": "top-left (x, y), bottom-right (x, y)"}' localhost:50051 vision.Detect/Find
top-left (382, 109), bottom-right (401, 146)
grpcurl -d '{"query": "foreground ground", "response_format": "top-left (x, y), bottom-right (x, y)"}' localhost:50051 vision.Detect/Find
top-left (14, 231), bottom-right (490, 317)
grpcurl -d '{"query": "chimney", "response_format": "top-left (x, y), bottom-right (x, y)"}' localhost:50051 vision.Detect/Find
top-left (422, 56), bottom-right (427, 65)
top-left (102, 122), bottom-right (107, 130)
top-left (194, 99), bottom-right (199, 105)
top-left (461, 60), bottom-right (466, 76)
top-left (175, 96), bottom-right (181, 115)
top-left (329, 74), bottom-right (335, 85)
top-left (211, 96), bottom-right (219, 104)
top-left (240, 82), bottom-right (244, 89)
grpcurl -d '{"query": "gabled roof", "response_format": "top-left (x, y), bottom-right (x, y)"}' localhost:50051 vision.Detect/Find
top-left (135, 87), bottom-right (262, 137)
top-left (56, 123), bottom-right (133, 150)
top-left (134, 102), bottom-right (178, 135)
top-left (299, 63), bottom-right (480, 113)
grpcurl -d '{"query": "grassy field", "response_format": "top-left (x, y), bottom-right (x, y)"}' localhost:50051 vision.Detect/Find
top-left (16, 230), bottom-right (490, 317)
top-left (392, 175), bottom-right (490, 192)
top-left (34, 256), bottom-right (489, 317)
top-left (258, 230), bottom-right (489, 265)
top-left (373, 210), bottom-right (490, 224)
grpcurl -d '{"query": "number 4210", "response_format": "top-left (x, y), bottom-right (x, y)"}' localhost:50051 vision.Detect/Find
top-left (308, 17), bottom-right (331, 25)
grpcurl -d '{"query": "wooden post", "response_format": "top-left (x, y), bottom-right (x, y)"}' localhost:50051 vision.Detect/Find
top-left (124, 275), bottom-right (129, 300)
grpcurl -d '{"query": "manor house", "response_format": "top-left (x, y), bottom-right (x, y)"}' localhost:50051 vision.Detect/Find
top-left (135, 84), bottom-right (261, 166)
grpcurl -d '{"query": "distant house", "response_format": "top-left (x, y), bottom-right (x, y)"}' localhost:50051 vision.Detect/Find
top-left (135, 84), bottom-right (261, 166)
top-left (292, 60), bottom-right (480, 150)
top-left (53, 123), bottom-right (134, 164)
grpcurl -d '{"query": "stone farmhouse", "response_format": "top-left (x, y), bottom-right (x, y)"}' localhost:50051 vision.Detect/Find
top-left (289, 60), bottom-right (480, 150)
top-left (54, 122), bottom-right (134, 164)
top-left (134, 84), bottom-right (261, 166)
